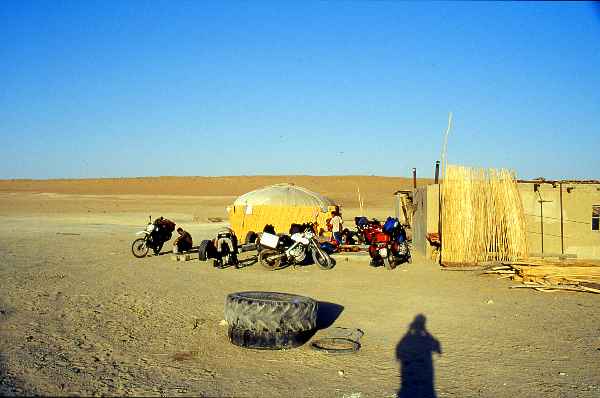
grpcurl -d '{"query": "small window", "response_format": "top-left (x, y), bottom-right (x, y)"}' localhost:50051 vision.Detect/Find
top-left (593, 205), bottom-right (600, 231)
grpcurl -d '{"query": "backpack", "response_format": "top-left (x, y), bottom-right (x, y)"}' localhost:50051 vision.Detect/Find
top-left (355, 216), bottom-right (369, 228)
top-left (155, 217), bottom-right (176, 233)
top-left (382, 217), bottom-right (399, 235)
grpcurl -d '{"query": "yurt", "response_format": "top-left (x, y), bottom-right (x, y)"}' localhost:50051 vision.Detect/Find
top-left (227, 183), bottom-right (338, 241)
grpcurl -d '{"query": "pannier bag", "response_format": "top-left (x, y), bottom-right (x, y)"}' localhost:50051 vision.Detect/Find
top-left (155, 217), bottom-right (176, 232)
top-left (383, 217), bottom-right (399, 235)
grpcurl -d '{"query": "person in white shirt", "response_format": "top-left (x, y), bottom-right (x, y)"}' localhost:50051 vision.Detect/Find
top-left (330, 211), bottom-right (343, 244)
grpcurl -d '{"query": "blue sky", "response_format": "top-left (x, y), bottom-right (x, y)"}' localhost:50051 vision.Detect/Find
top-left (1, 1), bottom-right (599, 179)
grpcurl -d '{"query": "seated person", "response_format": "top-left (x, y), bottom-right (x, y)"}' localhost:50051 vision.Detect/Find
top-left (173, 227), bottom-right (193, 253)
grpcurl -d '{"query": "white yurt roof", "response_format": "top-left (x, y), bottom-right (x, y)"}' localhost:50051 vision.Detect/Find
top-left (233, 183), bottom-right (335, 210)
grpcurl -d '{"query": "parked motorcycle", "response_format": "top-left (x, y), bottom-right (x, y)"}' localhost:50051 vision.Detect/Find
top-left (198, 228), bottom-right (239, 268)
top-left (362, 217), bottom-right (410, 270)
top-left (355, 216), bottom-right (383, 245)
top-left (131, 216), bottom-right (176, 258)
top-left (258, 228), bottom-right (335, 270)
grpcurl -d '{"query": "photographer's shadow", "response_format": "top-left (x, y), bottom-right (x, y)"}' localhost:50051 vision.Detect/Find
top-left (396, 314), bottom-right (441, 398)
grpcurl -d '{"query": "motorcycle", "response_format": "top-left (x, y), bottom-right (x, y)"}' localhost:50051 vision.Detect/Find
top-left (198, 228), bottom-right (240, 268)
top-left (198, 228), bottom-right (261, 269)
top-left (364, 217), bottom-right (411, 270)
top-left (258, 228), bottom-right (335, 270)
top-left (131, 216), bottom-right (175, 258)
top-left (355, 216), bottom-right (384, 244)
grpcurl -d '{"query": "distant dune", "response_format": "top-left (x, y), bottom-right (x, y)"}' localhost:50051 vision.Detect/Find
top-left (0, 175), bottom-right (432, 206)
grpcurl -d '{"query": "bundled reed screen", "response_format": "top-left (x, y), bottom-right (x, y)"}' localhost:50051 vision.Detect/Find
top-left (441, 165), bottom-right (528, 265)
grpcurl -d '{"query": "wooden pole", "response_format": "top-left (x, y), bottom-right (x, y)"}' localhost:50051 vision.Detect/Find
top-left (357, 186), bottom-right (363, 216)
top-left (540, 200), bottom-right (544, 254)
top-left (440, 112), bottom-right (453, 179)
top-left (412, 168), bottom-right (417, 189)
top-left (559, 182), bottom-right (564, 255)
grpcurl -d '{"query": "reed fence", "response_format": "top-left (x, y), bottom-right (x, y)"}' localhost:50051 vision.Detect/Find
top-left (441, 165), bottom-right (528, 265)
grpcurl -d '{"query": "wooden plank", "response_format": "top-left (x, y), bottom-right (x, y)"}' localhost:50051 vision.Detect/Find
top-left (528, 253), bottom-right (578, 259)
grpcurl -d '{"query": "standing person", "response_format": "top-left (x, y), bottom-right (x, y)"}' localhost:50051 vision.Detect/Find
top-left (330, 210), bottom-right (343, 244)
top-left (173, 227), bottom-right (193, 253)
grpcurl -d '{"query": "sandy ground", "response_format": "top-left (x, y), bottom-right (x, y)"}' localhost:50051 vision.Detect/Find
top-left (1, 178), bottom-right (600, 397)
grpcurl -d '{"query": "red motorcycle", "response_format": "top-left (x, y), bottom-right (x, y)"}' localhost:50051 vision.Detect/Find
top-left (355, 217), bottom-right (410, 270)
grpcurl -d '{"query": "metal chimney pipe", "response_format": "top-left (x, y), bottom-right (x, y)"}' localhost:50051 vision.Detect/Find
top-left (434, 161), bottom-right (440, 184)
top-left (412, 168), bottom-right (417, 189)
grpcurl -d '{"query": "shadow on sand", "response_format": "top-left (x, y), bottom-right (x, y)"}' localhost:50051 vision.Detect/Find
top-left (396, 314), bottom-right (441, 398)
top-left (291, 301), bottom-right (344, 347)
top-left (315, 301), bottom-right (344, 330)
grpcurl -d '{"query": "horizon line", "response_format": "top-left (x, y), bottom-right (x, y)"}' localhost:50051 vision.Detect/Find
top-left (0, 174), bottom-right (434, 182)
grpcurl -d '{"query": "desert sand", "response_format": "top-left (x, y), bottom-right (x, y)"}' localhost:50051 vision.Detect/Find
top-left (1, 176), bottom-right (599, 397)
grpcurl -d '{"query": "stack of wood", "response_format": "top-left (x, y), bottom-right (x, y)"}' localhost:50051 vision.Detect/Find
top-left (441, 165), bottom-right (528, 266)
top-left (485, 259), bottom-right (600, 294)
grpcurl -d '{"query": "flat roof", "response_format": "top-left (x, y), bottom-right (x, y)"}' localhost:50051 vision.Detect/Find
top-left (517, 179), bottom-right (600, 185)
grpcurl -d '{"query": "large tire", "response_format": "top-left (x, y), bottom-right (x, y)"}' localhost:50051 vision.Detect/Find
top-left (131, 238), bottom-right (149, 258)
top-left (224, 291), bottom-right (317, 350)
top-left (258, 249), bottom-right (284, 270)
top-left (198, 239), bottom-right (214, 261)
top-left (245, 231), bottom-right (257, 245)
top-left (312, 248), bottom-right (335, 270)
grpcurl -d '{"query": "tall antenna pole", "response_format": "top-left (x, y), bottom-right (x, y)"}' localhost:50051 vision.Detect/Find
top-left (440, 112), bottom-right (453, 179)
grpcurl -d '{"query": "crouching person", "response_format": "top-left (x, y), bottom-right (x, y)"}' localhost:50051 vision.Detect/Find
top-left (173, 227), bottom-right (193, 254)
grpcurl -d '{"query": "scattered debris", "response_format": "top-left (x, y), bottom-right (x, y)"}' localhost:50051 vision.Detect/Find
top-left (484, 260), bottom-right (600, 294)
top-left (218, 320), bottom-right (228, 327)
top-left (311, 327), bottom-right (364, 354)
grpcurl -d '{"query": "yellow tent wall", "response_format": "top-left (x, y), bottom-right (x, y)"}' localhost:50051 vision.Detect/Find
top-left (228, 204), bottom-right (337, 239)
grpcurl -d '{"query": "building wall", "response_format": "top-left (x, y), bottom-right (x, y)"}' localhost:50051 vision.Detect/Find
top-left (412, 186), bottom-right (427, 255)
top-left (519, 182), bottom-right (600, 259)
top-left (412, 184), bottom-right (440, 256)
top-left (413, 182), bottom-right (600, 259)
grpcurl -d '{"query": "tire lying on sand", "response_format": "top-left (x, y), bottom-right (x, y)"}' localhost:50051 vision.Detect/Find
top-left (198, 239), bottom-right (215, 261)
top-left (244, 231), bottom-right (257, 245)
top-left (224, 291), bottom-right (318, 350)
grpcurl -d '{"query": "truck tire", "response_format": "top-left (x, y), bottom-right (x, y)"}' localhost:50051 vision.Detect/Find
top-left (198, 240), bottom-right (214, 261)
top-left (224, 291), bottom-right (318, 350)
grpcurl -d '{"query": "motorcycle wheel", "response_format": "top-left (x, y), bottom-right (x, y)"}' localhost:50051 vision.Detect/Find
top-left (312, 248), bottom-right (335, 270)
top-left (383, 251), bottom-right (398, 270)
top-left (131, 238), bottom-right (149, 258)
top-left (259, 249), bottom-right (284, 271)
